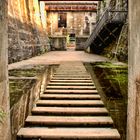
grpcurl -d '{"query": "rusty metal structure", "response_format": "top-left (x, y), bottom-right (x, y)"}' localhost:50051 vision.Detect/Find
top-left (84, 0), bottom-right (128, 53)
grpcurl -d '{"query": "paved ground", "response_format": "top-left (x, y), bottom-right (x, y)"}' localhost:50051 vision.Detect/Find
top-left (8, 49), bottom-right (109, 69)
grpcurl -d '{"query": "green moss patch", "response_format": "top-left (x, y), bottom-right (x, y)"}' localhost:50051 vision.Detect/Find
top-left (91, 62), bottom-right (128, 98)
top-left (9, 65), bottom-right (46, 77)
top-left (85, 62), bottom-right (128, 140)
top-left (9, 65), bottom-right (46, 108)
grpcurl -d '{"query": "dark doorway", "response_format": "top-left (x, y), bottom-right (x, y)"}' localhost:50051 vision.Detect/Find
top-left (58, 13), bottom-right (67, 28)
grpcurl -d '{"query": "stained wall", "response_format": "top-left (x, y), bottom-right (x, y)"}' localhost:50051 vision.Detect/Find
top-left (8, 0), bottom-right (50, 64)
top-left (0, 0), bottom-right (11, 140)
top-left (128, 0), bottom-right (140, 139)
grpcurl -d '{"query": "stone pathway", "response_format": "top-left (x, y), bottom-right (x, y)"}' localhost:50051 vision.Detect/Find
top-left (17, 62), bottom-right (120, 140)
top-left (8, 50), bottom-right (109, 69)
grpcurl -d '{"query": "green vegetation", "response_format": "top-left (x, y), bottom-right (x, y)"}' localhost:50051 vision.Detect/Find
top-left (86, 62), bottom-right (128, 140)
top-left (9, 66), bottom-right (46, 108)
top-left (102, 0), bottom-right (106, 8)
top-left (94, 62), bottom-right (127, 69)
top-left (9, 79), bottom-right (34, 107)
top-left (0, 108), bottom-right (6, 124)
top-left (9, 66), bottom-right (46, 77)
top-left (92, 62), bottom-right (128, 98)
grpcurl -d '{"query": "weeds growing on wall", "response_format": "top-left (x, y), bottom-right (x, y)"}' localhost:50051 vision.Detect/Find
top-left (0, 108), bottom-right (6, 124)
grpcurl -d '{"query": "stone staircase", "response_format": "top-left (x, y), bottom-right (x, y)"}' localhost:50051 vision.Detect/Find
top-left (17, 62), bottom-right (120, 140)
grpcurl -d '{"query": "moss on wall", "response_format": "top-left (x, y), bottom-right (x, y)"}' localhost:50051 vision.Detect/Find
top-left (9, 66), bottom-right (46, 108)
top-left (9, 65), bottom-right (52, 140)
top-left (85, 62), bottom-right (128, 140)
top-left (92, 62), bottom-right (127, 98)
top-left (0, 108), bottom-right (6, 124)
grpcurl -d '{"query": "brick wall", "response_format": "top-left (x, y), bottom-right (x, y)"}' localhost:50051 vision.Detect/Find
top-left (8, 0), bottom-right (50, 64)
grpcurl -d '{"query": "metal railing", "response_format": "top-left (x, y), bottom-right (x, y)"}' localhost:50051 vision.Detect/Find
top-left (85, 8), bottom-right (127, 49)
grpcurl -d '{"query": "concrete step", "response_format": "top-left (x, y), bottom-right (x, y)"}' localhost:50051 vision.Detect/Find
top-left (46, 86), bottom-right (96, 90)
top-left (57, 67), bottom-right (85, 68)
top-left (17, 128), bottom-right (120, 139)
top-left (32, 107), bottom-right (108, 116)
top-left (58, 65), bottom-right (85, 67)
top-left (55, 72), bottom-right (88, 75)
top-left (45, 89), bottom-right (98, 94)
top-left (50, 79), bottom-right (93, 83)
top-left (53, 75), bottom-right (91, 78)
top-left (52, 77), bottom-right (91, 80)
top-left (36, 100), bottom-right (104, 107)
top-left (40, 94), bottom-right (101, 100)
top-left (58, 68), bottom-right (85, 69)
top-left (25, 116), bottom-right (113, 127)
top-left (57, 68), bottom-right (85, 70)
top-left (16, 62), bottom-right (120, 140)
top-left (58, 65), bottom-right (83, 66)
top-left (54, 73), bottom-right (89, 75)
top-left (48, 82), bottom-right (94, 86)
top-left (57, 67), bottom-right (86, 69)
top-left (56, 71), bottom-right (87, 73)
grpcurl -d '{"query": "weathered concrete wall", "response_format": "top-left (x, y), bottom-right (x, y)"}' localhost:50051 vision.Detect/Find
top-left (76, 37), bottom-right (88, 50)
top-left (8, 0), bottom-right (50, 64)
top-left (128, 0), bottom-right (140, 140)
top-left (47, 12), bottom-right (96, 50)
top-left (47, 12), bottom-right (96, 36)
top-left (0, 0), bottom-right (11, 140)
top-left (9, 66), bottom-right (52, 140)
top-left (50, 37), bottom-right (67, 50)
top-left (86, 62), bottom-right (128, 140)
